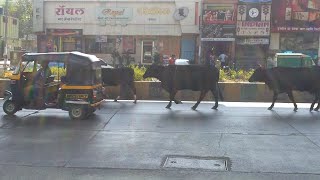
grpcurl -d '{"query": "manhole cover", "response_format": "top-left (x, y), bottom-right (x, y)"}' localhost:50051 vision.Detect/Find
top-left (162, 156), bottom-right (230, 171)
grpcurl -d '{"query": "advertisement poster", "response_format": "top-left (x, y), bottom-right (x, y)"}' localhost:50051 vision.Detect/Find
top-left (203, 4), bottom-right (236, 24)
top-left (122, 36), bottom-right (135, 54)
top-left (272, 0), bottom-right (320, 32)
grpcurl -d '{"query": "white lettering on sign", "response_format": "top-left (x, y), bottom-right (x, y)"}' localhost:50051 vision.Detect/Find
top-left (237, 21), bottom-right (270, 36)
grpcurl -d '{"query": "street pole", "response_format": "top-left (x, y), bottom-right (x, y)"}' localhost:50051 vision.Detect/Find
top-left (3, 0), bottom-right (8, 72)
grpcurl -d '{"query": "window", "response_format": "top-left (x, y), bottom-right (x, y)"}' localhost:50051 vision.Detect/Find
top-left (85, 37), bottom-right (115, 54)
top-left (22, 61), bottom-right (35, 73)
top-left (141, 41), bottom-right (154, 64)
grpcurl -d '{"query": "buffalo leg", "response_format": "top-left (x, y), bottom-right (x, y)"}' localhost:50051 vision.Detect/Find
top-left (211, 88), bottom-right (219, 110)
top-left (192, 90), bottom-right (208, 110)
top-left (131, 85), bottom-right (137, 104)
top-left (287, 91), bottom-right (298, 112)
top-left (114, 96), bottom-right (120, 102)
top-left (268, 91), bottom-right (279, 110)
top-left (166, 91), bottom-right (177, 109)
top-left (310, 93), bottom-right (319, 111)
top-left (163, 87), bottom-right (181, 104)
top-left (313, 93), bottom-right (320, 111)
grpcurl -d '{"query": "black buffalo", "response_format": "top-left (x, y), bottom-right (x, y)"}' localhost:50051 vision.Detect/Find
top-left (143, 65), bottom-right (222, 110)
top-left (248, 66), bottom-right (320, 111)
top-left (102, 66), bottom-right (137, 103)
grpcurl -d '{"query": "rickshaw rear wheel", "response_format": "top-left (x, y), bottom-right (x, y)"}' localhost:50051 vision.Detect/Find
top-left (69, 105), bottom-right (86, 120)
top-left (3, 100), bottom-right (18, 115)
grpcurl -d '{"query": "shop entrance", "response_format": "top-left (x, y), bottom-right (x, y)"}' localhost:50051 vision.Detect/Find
top-left (202, 41), bottom-right (234, 65)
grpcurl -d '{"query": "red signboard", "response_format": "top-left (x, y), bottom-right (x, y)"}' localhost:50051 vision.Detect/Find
top-left (272, 0), bottom-right (320, 32)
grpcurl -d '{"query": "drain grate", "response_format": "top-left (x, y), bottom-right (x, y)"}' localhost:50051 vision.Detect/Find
top-left (162, 155), bottom-right (230, 171)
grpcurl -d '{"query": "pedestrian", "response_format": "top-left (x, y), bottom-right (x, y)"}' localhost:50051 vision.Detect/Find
top-left (169, 54), bottom-right (176, 65)
top-left (33, 61), bottom-right (52, 107)
top-left (218, 52), bottom-right (228, 68)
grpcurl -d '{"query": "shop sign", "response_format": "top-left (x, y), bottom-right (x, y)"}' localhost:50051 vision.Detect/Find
top-left (137, 7), bottom-right (171, 15)
top-left (96, 7), bottom-right (133, 21)
top-left (275, 27), bottom-right (320, 32)
top-left (203, 4), bottom-right (236, 24)
top-left (237, 38), bottom-right (269, 45)
top-left (46, 29), bottom-right (82, 36)
top-left (173, 7), bottom-right (189, 21)
top-left (236, 21), bottom-right (270, 36)
top-left (272, 0), bottom-right (320, 32)
top-left (237, 4), bottom-right (271, 21)
top-left (55, 5), bottom-right (85, 22)
top-left (202, 24), bottom-right (236, 39)
top-left (201, 38), bottom-right (235, 41)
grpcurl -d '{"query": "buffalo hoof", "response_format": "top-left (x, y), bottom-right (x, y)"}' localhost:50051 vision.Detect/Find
top-left (114, 99), bottom-right (118, 102)
top-left (267, 107), bottom-right (273, 110)
top-left (175, 100), bottom-right (182, 104)
top-left (293, 108), bottom-right (298, 112)
top-left (133, 100), bottom-right (137, 104)
top-left (165, 106), bottom-right (171, 109)
top-left (310, 108), bottom-right (313, 112)
top-left (314, 108), bottom-right (319, 112)
top-left (191, 106), bottom-right (197, 110)
top-left (212, 106), bottom-right (218, 110)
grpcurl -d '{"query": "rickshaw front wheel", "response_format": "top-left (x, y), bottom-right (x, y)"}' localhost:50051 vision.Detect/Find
top-left (69, 105), bottom-right (86, 120)
top-left (3, 100), bottom-right (18, 115)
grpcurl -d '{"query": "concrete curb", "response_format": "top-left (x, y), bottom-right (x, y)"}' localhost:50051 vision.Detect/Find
top-left (0, 80), bottom-right (314, 103)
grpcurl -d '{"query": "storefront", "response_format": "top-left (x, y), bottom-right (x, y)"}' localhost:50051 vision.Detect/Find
top-left (235, 0), bottom-right (271, 69)
top-left (271, 0), bottom-right (320, 62)
top-left (201, 2), bottom-right (237, 65)
top-left (33, 0), bottom-right (200, 65)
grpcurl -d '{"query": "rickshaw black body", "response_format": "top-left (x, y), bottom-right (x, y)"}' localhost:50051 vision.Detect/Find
top-left (3, 52), bottom-right (105, 120)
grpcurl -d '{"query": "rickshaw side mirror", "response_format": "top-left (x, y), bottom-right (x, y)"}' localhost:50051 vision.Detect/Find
top-left (61, 76), bottom-right (67, 84)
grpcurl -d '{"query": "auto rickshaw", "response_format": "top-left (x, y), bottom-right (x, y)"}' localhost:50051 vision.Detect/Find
top-left (3, 52), bottom-right (105, 120)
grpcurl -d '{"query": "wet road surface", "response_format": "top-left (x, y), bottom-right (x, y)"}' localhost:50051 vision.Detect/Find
top-left (0, 100), bottom-right (320, 179)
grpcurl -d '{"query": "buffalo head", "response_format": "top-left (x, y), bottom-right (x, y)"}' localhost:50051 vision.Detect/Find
top-left (249, 66), bottom-right (267, 82)
top-left (143, 65), bottom-right (164, 79)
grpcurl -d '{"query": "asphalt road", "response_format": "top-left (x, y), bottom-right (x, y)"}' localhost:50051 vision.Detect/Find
top-left (0, 100), bottom-right (320, 180)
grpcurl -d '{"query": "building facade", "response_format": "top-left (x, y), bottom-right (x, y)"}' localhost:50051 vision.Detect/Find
top-left (235, 0), bottom-right (271, 69)
top-left (270, 0), bottom-right (320, 63)
top-left (33, 0), bottom-right (320, 68)
top-left (33, 0), bottom-right (201, 65)
top-left (201, 0), bottom-right (237, 65)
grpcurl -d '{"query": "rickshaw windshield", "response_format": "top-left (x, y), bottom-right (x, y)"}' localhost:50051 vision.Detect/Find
top-left (66, 56), bottom-right (94, 85)
top-left (93, 68), bottom-right (102, 84)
